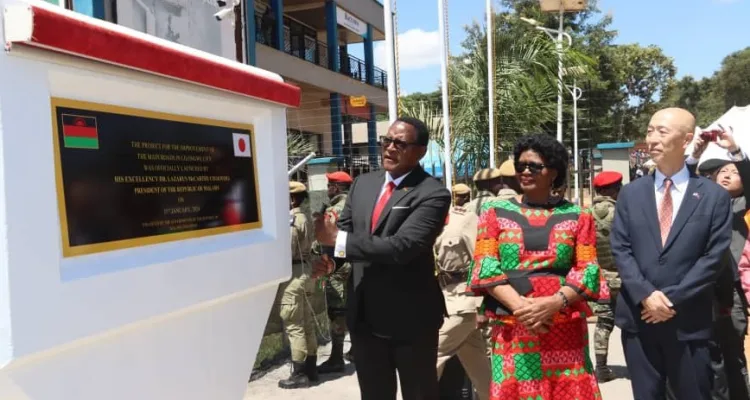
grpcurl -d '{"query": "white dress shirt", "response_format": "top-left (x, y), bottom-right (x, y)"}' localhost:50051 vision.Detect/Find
top-left (654, 165), bottom-right (690, 223)
top-left (334, 171), bottom-right (411, 258)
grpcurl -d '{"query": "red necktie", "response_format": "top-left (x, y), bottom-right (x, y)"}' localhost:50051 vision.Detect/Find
top-left (658, 178), bottom-right (673, 245)
top-left (371, 182), bottom-right (396, 233)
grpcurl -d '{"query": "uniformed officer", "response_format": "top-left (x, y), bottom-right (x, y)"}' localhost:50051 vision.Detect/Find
top-left (467, 165), bottom-right (520, 353)
top-left (279, 181), bottom-right (319, 389)
top-left (452, 183), bottom-right (471, 207)
top-left (316, 171), bottom-right (355, 374)
top-left (434, 188), bottom-right (491, 400)
top-left (465, 169), bottom-right (499, 215)
top-left (496, 159), bottom-right (521, 199)
top-left (590, 171), bottom-right (623, 383)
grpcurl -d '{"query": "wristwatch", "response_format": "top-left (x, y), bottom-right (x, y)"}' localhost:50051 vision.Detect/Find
top-left (730, 147), bottom-right (744, 162)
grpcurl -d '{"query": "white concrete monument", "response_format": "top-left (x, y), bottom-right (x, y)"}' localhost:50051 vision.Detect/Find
top-left (0, 1), bottom-right (299, 399)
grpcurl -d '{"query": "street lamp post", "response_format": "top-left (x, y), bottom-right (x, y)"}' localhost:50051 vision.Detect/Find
top-left (520, 17), bottom-right (571, 144)
top-left (566, 80), bottom-right (583, 205)
top-left (487, 0), bottom-right (496, 168)
top-left (383, 0), bottom-right (398, 123)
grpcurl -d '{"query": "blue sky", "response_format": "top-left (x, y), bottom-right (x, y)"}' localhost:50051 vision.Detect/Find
top-left (351, 0), bottom-right (750, 95)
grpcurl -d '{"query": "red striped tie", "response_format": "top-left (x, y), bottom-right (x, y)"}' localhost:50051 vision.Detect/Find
top-left (658, 178), bottom-right (673, 245)
top-left (371, 182), bottom-right (396, 233)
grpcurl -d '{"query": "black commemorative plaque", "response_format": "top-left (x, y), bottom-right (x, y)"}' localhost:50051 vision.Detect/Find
top-left (51, 98), bottom-right (261, 257)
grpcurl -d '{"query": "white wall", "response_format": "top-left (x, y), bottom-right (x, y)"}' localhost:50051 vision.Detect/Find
top-left (0, 43), bottom-right (290, 400)
top-left (601, 148), bottom-right (632, 184)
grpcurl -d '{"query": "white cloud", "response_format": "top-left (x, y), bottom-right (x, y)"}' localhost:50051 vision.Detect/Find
top-left (374, 29), bottom-right (442, 71)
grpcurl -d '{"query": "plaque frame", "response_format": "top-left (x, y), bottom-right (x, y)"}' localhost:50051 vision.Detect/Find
top-left (50, 97), bottom-right (263, 257)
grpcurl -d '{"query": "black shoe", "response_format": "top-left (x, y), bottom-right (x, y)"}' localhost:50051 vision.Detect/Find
top-left (595, 366), bottom-right (616, 383)
top-left (305, 356), bottom-right (319, 382)
top-left (278, 362), bottom-right (310, 389)
top-left (344, 349), bottom-right (354, 363)
top-left (317, 357), bottom-right (345, 374)
top-left (319, 339), bottom-right (345, 374)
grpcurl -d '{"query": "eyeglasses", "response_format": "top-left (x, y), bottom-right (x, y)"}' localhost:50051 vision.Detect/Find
top-left (514, 161), bottom-right (546, 175)
top-left (380, 136), bottom-right (420, 151)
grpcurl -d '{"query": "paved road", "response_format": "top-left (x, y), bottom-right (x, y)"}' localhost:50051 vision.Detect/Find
top-left (244, 323), bottom-right (633, 399)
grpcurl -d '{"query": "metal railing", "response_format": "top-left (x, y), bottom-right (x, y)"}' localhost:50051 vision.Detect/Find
top-left (256, 13), bottom-right (386, 90)
top-left (287, 153), bottom-right (381, 185)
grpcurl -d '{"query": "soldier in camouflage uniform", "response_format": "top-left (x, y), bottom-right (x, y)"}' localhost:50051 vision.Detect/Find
top-left (316, 171), bottom-right (354, 374)
top-left (590, 171), bottom-right (623, 383)
top-left (279, 181), bottom-right (319, 389)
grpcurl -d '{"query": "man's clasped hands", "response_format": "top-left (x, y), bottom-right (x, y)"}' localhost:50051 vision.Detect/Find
top-left (640, 290), bottom-right (676, 323)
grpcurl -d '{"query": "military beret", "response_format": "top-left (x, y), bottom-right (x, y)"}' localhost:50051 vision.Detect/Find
top-left (593, 171), bottom-right (623, 188)
top-left (326, 171), bottom-right (353, 184)
top-left (472, 168), bottom-right (502, 182)
top-left (289, 181), bottom-right (307, 194)
top-left (452, 183), bottom-right (471, 195)
top-left (498, 159), bottom-right (516, 177)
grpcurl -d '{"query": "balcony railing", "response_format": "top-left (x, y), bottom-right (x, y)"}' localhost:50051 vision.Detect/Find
top-left (256, 13), bottom-right (386, 90)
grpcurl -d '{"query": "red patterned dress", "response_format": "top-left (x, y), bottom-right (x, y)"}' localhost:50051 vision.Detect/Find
top-left (468, 198), bottom-right (609, 400)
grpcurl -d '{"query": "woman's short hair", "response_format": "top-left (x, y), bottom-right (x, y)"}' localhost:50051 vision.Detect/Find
top-left (513, 133), bottom-right (569, 189)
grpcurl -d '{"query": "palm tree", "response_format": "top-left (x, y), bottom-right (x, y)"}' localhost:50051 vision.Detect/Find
top-left (443, 17), bottom-right (593, 176)
top-left (286, 131), bottom-right (315, 170)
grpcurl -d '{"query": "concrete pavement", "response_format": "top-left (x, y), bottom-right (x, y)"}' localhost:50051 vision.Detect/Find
top-left (244, 323), bottom-right (634, 399)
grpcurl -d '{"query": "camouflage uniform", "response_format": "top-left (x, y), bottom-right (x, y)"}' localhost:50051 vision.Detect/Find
top-left (316, 193), bottom-right (352, 373)
top-left (278, 204), bottom-right (318, 388)
top-left (590, 195), bottom-right (620, 380)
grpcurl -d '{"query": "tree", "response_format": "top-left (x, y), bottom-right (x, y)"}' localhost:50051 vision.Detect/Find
top-left (287, 131), bottom-right (314, 169)
top-left (446, 14), bottom-right (592, 173)
top-left (400, 91), bottom-right (442, 111)
top-left (716, 47), bottom-right (750, 109)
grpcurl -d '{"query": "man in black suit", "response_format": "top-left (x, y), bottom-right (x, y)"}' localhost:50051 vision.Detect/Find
top-left (611, 107), bottom-right (733, 400)
top-left (314, 117), bottom-right (452, 400)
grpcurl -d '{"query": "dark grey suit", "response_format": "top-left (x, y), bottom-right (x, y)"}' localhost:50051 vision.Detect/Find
top-left (335, 166), bottom-right (451, 400)
top-left (611, 169), bottom-right (732, 400)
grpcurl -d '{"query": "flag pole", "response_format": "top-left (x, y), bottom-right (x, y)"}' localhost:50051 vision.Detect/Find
top-left (438, 0), bottom-right (452, 191)
top-left (383, 0), bottom-right (398, 123)
top-left (486, 0), bottom-right (495, 168)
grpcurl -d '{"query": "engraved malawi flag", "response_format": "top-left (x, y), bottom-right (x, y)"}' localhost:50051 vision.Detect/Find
top-left (62, 114), bottom-right (99, 149)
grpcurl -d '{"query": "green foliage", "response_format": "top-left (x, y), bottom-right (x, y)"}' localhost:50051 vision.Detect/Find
top-left (287, 131), bottom-right (314, 156)
top-left (660, 47), bottom-right (750, 127)
top-left (400, 1), bottom-right (742, 153)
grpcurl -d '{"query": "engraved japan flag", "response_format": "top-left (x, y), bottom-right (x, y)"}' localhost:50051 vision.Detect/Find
top-left (232, 133), bottom-right (252, 157)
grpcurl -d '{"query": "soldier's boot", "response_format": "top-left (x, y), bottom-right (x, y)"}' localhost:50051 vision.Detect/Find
top-left (595, 354), bottom-right (616, 383)
top-left (278, 362), bottom-right (310, 389)
top-left (344, 348), bottom-right (354, 363)
top-left (305, 355), bottom-right (319, 382)
top-left (317, 340), bottom-right (345, 374)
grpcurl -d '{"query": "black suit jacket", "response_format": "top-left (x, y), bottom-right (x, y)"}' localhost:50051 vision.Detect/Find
top-left (336, 167), bottom-right (451, 340)
top-left (610, 169), bottom-right (732, 340)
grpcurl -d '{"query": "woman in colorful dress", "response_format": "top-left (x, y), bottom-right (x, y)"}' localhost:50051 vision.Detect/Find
top-left (468, 133), bottom-right (609, 399)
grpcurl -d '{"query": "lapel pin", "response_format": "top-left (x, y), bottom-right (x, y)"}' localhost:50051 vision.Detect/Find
top-left (692, 192), bottom-right (701, 200)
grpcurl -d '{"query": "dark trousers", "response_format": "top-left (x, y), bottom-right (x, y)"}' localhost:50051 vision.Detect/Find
top-left (351, 330), bottom-right (440, 400)
top-left (711, 291), bottom-right (750, 400)
top-left (438, 356), bottom-right (473, 400)
top-left (667, 291), bottom-right (750, 400)
top-left (623, 331), bottom-right (712, 400)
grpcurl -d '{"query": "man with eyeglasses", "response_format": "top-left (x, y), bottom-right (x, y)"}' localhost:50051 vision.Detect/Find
top-left (611, 108), bottom-right (732, 400)
top-left (312, 117), bottom-right (452, 400)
